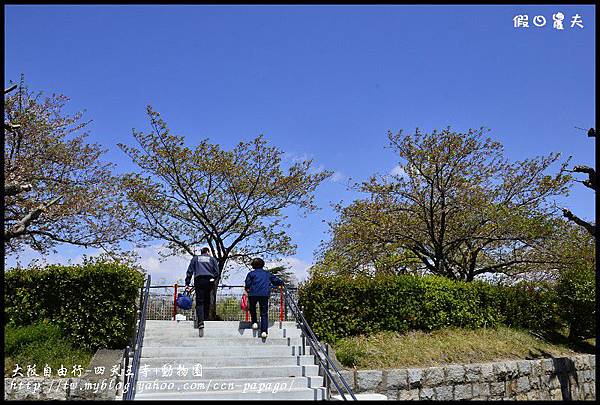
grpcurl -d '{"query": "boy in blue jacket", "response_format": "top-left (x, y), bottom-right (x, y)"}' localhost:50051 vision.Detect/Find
top-left (244, 258), bottom-right (284, 338)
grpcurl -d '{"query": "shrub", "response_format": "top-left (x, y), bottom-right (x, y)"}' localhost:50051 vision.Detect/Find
top-left (4, 260), bottom-right (145, 351)
top-left (555, 266), bottom-right (596, 340)
top-left (5, 322), bottom-right (92, 377)
top-left (216, 297), bottom-right (244, 321)
top-left (495, 281), bottom-right (561, 333)
top-left (298, 274), bottom-right (562, 343)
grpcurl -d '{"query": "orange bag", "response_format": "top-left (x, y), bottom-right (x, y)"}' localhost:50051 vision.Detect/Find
top-left (240, 293), bottom-right (248, 311)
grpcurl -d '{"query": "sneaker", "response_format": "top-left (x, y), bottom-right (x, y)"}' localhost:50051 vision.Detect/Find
top-left (252, 323), bottom-right (259, 330)
top-left (198, 323), bottom-right (204, 337)
top-left (261, 332), bottom-right (267, 339)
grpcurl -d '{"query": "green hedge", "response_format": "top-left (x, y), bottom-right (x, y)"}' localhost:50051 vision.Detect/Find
top-left (4, 260), bottom-right (145, 351)
top-left (298, 274), bottom-right (561, 343)
top-left (556, 266), bottom-right (596, 340)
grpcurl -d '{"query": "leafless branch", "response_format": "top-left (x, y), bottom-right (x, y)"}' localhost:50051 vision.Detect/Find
top-left (4, 196), bottom-right (61, 241)
top-left (562, 208), bottom-right (595, 237)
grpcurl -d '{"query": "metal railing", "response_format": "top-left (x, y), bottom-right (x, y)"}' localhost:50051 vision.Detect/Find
top-left (146, 284), bottom-right (298, 321)
top-left (123, 274), bottom-right (151, 400)
top-left (282, 286), bottom-right (357, 401)
top-left (121, 281), bottom-right (307, 400)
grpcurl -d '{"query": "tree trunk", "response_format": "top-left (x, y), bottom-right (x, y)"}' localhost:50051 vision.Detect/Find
top-left (208, 261), bottom-right (226, 320)
top-left (208, 277), bottom-right (220, 320)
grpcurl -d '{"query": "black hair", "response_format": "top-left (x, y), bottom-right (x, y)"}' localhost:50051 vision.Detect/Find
top-left (250, 258), bottom-right (265, 269)
top-left (200, 247), bottom-right (210, 254)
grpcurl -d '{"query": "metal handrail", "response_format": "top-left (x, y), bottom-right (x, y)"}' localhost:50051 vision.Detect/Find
top-left (282, 286), bottom-right (357, 401)
top-left (170, 285), bottom-right (298, 322)
top-left (123, 274), bottom-right (151, 400)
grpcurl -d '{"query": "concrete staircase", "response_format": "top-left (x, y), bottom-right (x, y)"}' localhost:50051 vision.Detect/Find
top-left (133, 320), bottom-right (326, 400)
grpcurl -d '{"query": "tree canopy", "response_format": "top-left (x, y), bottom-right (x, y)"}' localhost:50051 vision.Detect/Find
top-left (3, 78), bottom-right (135, 256)
top-left (267, 265), bottom-right (299, 287)
top-left (313, 127), bottom-right (573, 281)
top-left (119, 106), bottom-right (332, 273)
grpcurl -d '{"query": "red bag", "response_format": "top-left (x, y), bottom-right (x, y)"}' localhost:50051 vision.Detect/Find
top-left (240, 293), bottom-right (248, 311)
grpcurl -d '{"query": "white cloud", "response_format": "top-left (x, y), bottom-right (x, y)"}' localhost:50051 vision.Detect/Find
top-left (309, 164), bottom-right (326, 175)
top-left (283, 151), bottom-right (313, 164)
top-left (5, 243), bottom-right (190, 285)
top-left (213, 256), bottom-right (313, 286)
top-left (330, 171), bottom-right (347, 183)
top-left (266, 257), bottom-right (312, 283)
top-left (390, 165), bottom-right (407, 178)
top-left (135, 244), bottom-right (190, 285)
top-left (5, 244), bottom-right (314, 288)
top-left (5, 245), bottom-right (101, 269)
top-left (283, 151), bottom-right (344, 184)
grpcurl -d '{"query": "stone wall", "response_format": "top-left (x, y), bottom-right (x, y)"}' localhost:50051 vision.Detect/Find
top-left (4, 349), bottom-right (125, 401)
top-left (336, 354), bottom-right (595, 401)
top-left (4, 378), bottom-right (71, 401)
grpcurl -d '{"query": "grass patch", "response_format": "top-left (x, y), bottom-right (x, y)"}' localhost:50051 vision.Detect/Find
top-left (333, 326), bottom-right (592, 369)
top-left (5, 323), bottom-right (93, 378)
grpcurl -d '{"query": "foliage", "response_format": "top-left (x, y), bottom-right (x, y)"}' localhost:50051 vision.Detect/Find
top-left (118, 107), bottom-right (331, 318)
top-left (299, 274), bottom-right (561, 343)
top-left (534, 220), bottom-right (595, 339)
top-left (315, 127), bottom-right (571, 281)
top-left (3, 77), bottom-right (136, 255)
top-left (267, 265), bottom-right (298, 287)
top-left (534, 219), bottom-right (595, 275)
top-left (311, 200), bottom-right (423, 278)
top-left (556, 266), bottom-right (596, 340)
top-left (119, 107), bottom-right (331, 268)
top-left (5, 322), bottom-right (92, 377)
top-left (216, 296), bottom-right (244, 320)
top-left (495, 281), bottom-right (562, 332)
top-left (4, 260), bottom-right (144, 351)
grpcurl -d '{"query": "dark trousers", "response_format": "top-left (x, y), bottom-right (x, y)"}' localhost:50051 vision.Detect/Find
top-left (194, 276), bottom-right (214, 325)
top-left (249, 296), bottom-right (269, 333)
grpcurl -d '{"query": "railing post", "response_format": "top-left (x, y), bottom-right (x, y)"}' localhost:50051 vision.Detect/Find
top-left (300, 305), bottom-right (306, 356)
top-left (122, 345), bottom-right (130, 400)
top-left (125, 274), bottom-right (151, 400)
top-left (279, 286), bottom-right (284, 322)
top-left (245, 289), bottom-right (249, 322)
top-left (325, 343), bottom-right (331, 400)
top-left (130, 284), bottom-right (144, 348)
top-left (172, 283), bottom-right (178, 321)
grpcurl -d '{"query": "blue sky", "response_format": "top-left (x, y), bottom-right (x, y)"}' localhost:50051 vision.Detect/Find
top-left (4, 5), bottom-right (596, 283)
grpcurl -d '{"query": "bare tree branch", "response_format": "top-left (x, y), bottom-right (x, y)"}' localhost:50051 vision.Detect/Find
top-left (4, 182), bottom-right (33, 197)
top-left (570, 165), bottom-right (597, 191)
top-left (4, 196), bottom-right (61, 240)
top-left (562, 208), bottom-right (595, 237)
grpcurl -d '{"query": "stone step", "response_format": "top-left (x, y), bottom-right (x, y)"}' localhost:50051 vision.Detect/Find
top-left (137, 364), bottom-right (320, 380)
top-left (134, 375), bottom-right (324, 392)
top-left (132, 355), bottom-right (317, 368)
top-left (134, 386), bottom-right (326, 400)
top-left (141, 345), bottom-right (309, 358)
top-left (143, 337), bottom-right (303, 347)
